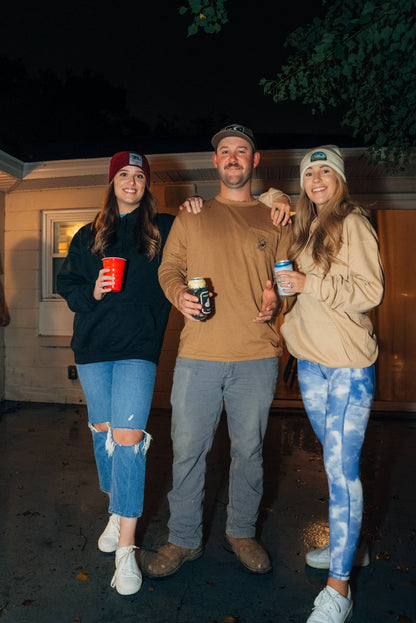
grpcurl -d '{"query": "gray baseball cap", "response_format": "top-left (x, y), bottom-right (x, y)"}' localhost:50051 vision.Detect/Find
top-left (211, 124), bottom-right (256, 151)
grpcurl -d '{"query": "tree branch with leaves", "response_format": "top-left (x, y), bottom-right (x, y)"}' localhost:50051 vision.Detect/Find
top-left (261, 0), bottom-right (415, 167)
top-left (179, 0), bottom-right (229, 36)
top-left (179, 0), bottom-right (416, 168)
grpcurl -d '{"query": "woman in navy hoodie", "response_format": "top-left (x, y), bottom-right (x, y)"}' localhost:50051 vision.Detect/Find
top-left (58, 151), bottom-right (198, 596)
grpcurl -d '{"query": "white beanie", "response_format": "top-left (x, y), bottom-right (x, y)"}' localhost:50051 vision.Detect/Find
top-left (300, 145), bottom-right (346, 188)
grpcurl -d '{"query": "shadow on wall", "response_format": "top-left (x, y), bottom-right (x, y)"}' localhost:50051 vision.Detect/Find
top-left (0, 254), bottom-right (10, 328)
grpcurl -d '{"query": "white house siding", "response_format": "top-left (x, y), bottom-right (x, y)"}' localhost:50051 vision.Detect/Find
top-left (4, 184), bottom-right (104, 404)
top-left (1, 149), bottom-right (415, 411)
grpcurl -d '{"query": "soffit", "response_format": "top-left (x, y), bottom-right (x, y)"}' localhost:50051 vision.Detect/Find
top-left (150, 149), bottom-right (416, 184)
top-left (1, 148), bottom-right (415, 191)
top-left (0, 149), bottom-right (24, 192)
top-left (0, 170), bottom-right (20, 192)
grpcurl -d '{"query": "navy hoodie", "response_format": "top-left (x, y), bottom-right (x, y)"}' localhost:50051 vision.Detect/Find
top-left (57, 208), bottom-right (175, 365)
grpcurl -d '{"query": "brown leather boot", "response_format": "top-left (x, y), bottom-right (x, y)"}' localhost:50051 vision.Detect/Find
top-left (140, 542), bottom-right (203, 579)
top-left (225, 535), bottom-right (271, 574)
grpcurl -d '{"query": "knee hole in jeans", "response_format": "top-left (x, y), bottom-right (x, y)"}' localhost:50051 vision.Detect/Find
top-left (112, 428), bottom-right (144, 446)
top-left (89, 422), bottom-right (110, 433)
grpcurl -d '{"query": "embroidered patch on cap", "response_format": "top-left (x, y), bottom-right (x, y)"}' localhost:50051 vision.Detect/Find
top-left (129, 153), bottom-right (143, 168)
top-left (223, 124), bottom-right (255, 142)
top-left (310, 151), bottom-right (328, 162)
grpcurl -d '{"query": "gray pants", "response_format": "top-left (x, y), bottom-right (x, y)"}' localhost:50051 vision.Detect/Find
top-left (167, 356), bottom-right (278, 549)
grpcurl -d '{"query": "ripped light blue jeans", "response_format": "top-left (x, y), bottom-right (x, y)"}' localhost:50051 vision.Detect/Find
top-left (297, 360), bottom-right (375, 581)
top-left (76, 359), bottom-right (156, 519)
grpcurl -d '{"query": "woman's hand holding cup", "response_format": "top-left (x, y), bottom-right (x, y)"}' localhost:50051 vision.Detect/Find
top-left (94, 267), bottom-right (115, 300)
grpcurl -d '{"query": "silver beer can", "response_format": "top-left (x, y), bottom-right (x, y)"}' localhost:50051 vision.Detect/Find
top-left (274, 260), bottom-right (293, 297)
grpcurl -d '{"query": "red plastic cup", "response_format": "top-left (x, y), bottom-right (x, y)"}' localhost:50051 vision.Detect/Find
top-left (102, 257), bottom-right (126, 292)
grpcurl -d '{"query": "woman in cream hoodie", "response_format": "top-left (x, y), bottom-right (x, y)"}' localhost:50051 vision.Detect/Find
top-left (261, 145), bottom-right (384, 623)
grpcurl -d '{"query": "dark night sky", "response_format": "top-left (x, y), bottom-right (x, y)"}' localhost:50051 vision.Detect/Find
top-left (0, 0), bottom-right (355, 160)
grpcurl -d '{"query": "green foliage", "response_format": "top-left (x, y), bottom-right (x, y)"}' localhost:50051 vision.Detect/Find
top-left (177, 0), bottom-right (415, 168)
top-left (179, 0), bottom-right (229, 36)
top-left (260, 0), bottom-right (416, 168)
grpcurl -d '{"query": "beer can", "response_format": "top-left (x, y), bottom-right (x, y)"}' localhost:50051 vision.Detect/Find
top-left (274, 260), bottom-right (293, 297)
top-left (188, 277), bottom-right (212, 320)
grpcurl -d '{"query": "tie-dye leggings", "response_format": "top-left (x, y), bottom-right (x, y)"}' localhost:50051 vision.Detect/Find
top-left (297, 360), bottom-right (375, 581)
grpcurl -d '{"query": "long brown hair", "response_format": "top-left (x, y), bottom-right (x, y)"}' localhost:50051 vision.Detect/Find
top-left (288, 172), bottom-right (365, 274)
top-left (90, 183), bottom-right (161, 260)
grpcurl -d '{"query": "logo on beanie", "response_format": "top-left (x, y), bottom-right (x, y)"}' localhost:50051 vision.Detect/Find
top-left (129, 153), bottom-right (143, 168)
top-left (310, 151), bottom-right (328, 162)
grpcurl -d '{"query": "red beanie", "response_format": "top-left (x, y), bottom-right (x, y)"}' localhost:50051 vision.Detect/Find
top-left (108, 151), bottom-right (151, 187)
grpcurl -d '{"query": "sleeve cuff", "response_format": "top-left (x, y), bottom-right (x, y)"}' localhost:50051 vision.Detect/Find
top-left (258, 188), bottom-right (290, 207)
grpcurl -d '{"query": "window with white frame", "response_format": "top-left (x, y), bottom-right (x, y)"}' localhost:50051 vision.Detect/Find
top-left (42, 209), bottom-right (98, 300)
top-left (39, 208), bottom-right (98, 336)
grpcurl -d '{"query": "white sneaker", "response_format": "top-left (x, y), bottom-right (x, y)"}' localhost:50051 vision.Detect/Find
top-left (111, 545), bottom-right (142, 595)
top-left (307, 586), bottom-right (353, 623)
top-left (98, 514), bottom-right (120, 553)
top-left (306, 540), bottom-right (370, 569)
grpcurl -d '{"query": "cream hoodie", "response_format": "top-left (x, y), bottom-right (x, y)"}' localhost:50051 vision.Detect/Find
top-left (260, 189), bottom-right (384, 368)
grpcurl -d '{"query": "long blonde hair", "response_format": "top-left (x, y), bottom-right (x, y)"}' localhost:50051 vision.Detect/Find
top-left (288, 172), bottom-right (364, 274)
top-left (90, 184), bottom-right (161, 260)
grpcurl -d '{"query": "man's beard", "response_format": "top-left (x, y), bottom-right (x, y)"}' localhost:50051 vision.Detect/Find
top-left (220, 165), bottom-right (252, 189)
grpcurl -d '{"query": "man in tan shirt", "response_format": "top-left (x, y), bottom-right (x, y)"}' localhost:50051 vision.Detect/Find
top-left (141, 124), bottom-right (292, 579)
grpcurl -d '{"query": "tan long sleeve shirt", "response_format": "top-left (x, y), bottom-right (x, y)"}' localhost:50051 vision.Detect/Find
top-left (158, 195), bottom-right (293, 361)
